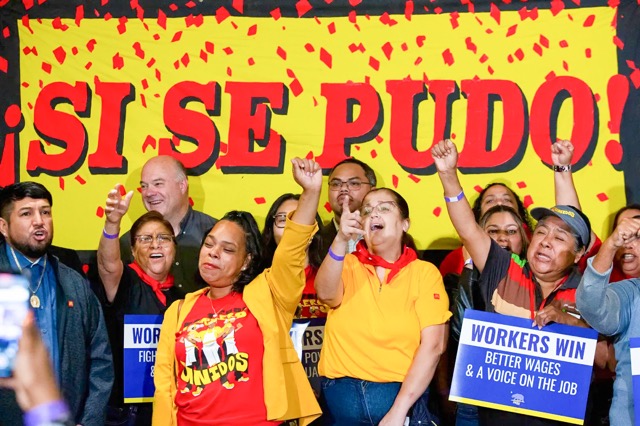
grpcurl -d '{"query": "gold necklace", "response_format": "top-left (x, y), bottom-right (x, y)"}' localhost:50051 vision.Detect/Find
top-left (206, 290), bottom-right (237, 319)
top-left (9, 246), bottom-right (47, 308)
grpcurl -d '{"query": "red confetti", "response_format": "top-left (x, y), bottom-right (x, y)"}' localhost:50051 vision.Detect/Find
top-left (465, 37), bottom-right (477, 54)
top-left (596, 193), bottom-right (609, 202)
top-left (232, 0), bottom-right (244, 13)
top-left (75, 175), bottom-right (86, 185)
top-left (277, 46), bottom-right (287, 60)
top-left (96, 206), bottom-right (104, 218)
top-left (401, 43), bottom-right (408, 51)
top-left (613, 36), bottom-right (624, 50)
top-left (442, 48), bottom-right (454, 66)
top-left (215, 7), bottom-right (230, 23)
top-left (539, 35), bottom-right (549, 48)
top-left (433, 207), bottom-right (441, 217)
top-left (205, 42), bottom-right (214, 54)
top-left (490, 3), bottom-right (501, 24)
top-left (270, 8), bottom-right (281, 20)
top-left (533, 43), bottom-right (543, 56)
top-left (559, 40), bottom-right (569, 48)
top-left (320, 48), bottom-right (332, 68)
top-left (380, 12), bottom-right (398, 26)
top-left (630, 69), bottom-right (640, 88)
top-left (545, 71), bottom-right (556, 81)
top-left (416, 35), bottom-right (426, 47)
top-left (583, 14), bottom-right (595, 27)
top-left (290, 79), bottom-right (303, 96)
top-left (506, 25), bottom-right (517, 37)
top-left (52, 46), bottom-right (66, 64)
top-left (0, 56), bottom-right (7, 73)
top-left (369, 56), bottom-right (380, 70)
top-left (514, 48), bottom-right (524, 61)
top-left (118, 185), bottom-right (127, 196)
top-left (370, 150), bottom-right (377, 158)
top-left (296, 0), bottom-right (312, 17)
top-left (140, 94), bottom-right (146, 107)
top-left (349, 0), bottom-right (362, 5)
top-left (327, 22), bottom-right (336, 34)
top-left (181, 53), bottom-right (190, 67)
top-left (562, 60), bottom-right (569, 71)
top-left (171, 31), bottom-right (182, 42)
top-left (550, 0), bottom-right (564, 15)
top-left (479, 54), bottom-right (488, 63)
top-left (223, 47), bottom-right (233, 55)
top-left (324, 202), bottom-right (332, 213)
top-left (186, 14), bottom-right (204, 28)
top-left (450, 11), bottom-right (459, 29)
top-left (146, 58), bottom-right (156, 68)
top-left (254, 197), bottom-right (266, 205)
top-left (523, 195), bottom-right (533, 209)
top-left (132, 41), bottom-right (144, 59)
top-left (348, 43), bottom-right (365, 53)
top-left (112, 53), bottom-right (124, 70)
top-left (247, 24), bottom-right (257, 36)
top-left (41, 62), bottom-right (52, 73)
top-left (58, 177), bottom-right (65, 190)
top-left (305, 43), bottom-right (315, 52)
top-left (392, 175), bottom-right (399, 188)
top-left (21, 15), bottom-right (33, 35)
top-left (405, 0), bottom-right (414, 21)
top-left (2, 27), bottom-right (9, 38)
top-left (52, 17), bottom-right (69, 31)
top-left (85, 62), bottom-right (92, 70)
top-left (605, 140), bottom-right (623, 165)
top-left (305, 151), bottom-right (314, 159)
top-left (157, 10), bottom-right (167, 29)
top-left (87, 39), bottom-right (96, 52)
top-left (71, 47), bottom-right (78, 55)
top-left (75, 5), bottom-right (83, 27)
top-left (408, 174), bottom-right (420, 183)
top-left (168, 3), bottom-right (178, 11)
top-left (516, 181), bottom-right (527, 189)
top-left (117, 16), bottom-right (127, 34)
top-left (380, 42), bottom-right (393, 60)
top-left (473, 185), bottom-right (483, 193)
top-left (142, 135), bottom-right (156, 152)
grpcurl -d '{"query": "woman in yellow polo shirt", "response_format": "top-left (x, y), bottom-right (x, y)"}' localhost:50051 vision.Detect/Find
top-left (315, 187), bottom-right (451, 425)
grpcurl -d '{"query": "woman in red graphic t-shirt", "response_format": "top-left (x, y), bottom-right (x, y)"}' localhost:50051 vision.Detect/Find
top-left (153, 158), bottom-right (322, 426)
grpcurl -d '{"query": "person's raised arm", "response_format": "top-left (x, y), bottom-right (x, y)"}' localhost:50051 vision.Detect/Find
top-left (97, 184), bottom-right (134, 303)
top-left (431, 139), bottom-right (492, 272)
top-left (315, 198), bottom-right (365, 308)
top-left (552, 140), bottom-right (596, 251)
top-left (290, 157), bottom-right (322, 226)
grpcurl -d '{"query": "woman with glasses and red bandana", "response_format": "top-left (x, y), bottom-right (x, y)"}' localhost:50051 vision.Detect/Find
top-left (93, 184), bottom-right (185, 425)
top-left (315, 187), bottom-right (451, 425)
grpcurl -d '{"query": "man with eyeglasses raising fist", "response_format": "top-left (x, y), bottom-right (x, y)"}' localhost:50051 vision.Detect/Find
top-left (320, 158), bottom-right (377, 256)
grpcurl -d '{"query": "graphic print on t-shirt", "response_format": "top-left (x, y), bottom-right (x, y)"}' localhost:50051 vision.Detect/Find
top-left (176, 307), bottom-right (251, 396)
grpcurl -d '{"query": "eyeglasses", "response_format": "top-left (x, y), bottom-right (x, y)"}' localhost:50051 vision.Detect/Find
top-left (360, 201), bottom-right (397, 217)
top-left (273, 213), bottom-right (288, 229)
top-left (134, 234), bottom-right (174, 246)
top-left (328, 179), bottom-right (371, 191)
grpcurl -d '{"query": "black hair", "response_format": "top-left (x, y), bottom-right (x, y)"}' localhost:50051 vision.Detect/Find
top-left (0, 182), bottom-right (53, 220)
top-left (364, 188), bottom-right (417, 251)
top-left (329, 158), bottom-right (377, 186)
top-left (479, 205), bottom-right (529, 257)
top-left (194, 211), bottom-right (264, 294)
top-left (471, 182), bottom-right (533, 231)
top-left (129, 211), bottom-right (176, 248)
top-left (261, 193), bottom-right (324, 270)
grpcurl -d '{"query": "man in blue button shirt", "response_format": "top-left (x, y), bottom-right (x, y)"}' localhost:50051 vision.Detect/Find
top-left (0, 182), bottom-right (113, 426)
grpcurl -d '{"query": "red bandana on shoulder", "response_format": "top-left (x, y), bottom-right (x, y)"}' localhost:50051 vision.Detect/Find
top-left (352, 240), bottom-right (418, 283)
top-left (129, 262), bottom-right (174, 306)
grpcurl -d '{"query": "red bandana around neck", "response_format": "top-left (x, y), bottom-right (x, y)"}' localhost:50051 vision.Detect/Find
top-left (128, 262), bottom-right (174, 306)
top-left (353, 240), bottom-right (418, 283)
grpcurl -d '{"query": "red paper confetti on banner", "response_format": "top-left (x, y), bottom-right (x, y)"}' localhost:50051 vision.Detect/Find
top-left (522, 195), bottom-right (533, 208)
top-left (533, 43), bottom-right (543, 56)
top-left (324, 202), bottom-right (332, 213)
top-left (41, 62), bottom-right (52, 73)
top-left (516, 181), bottom-right (527, 189)
top-left (157, 10), bottom-right (167, 29)
top-left (254, 197), bottom-right (266, 205)
top-left (223, 47), bottom-right (233, 55)
top-left (433, 207), bottom-right (442, 217)
top-left (181, 53), bottom-right (190, 67)
top-left (277, 46), bottom-right (287, 60)
top-left (186, 14), bottom-right (204, 28)
top-left (583, 14), bottom-right (595, 27)
top-left (132, 41), bottom-right (145, 59)
top-left (117, 185), bottom-right (127, 196)
top-left (117, 16), bottom-right (127, 34)
top-left (490, 3), bottom-right (501, 24)
top-left (52, 17), bottom-right (69, 31)
top-left (348, 43), bottom-right (365, 53)
top-left (545, 71), bottom-right (556, 81)
top-left (171, 31), bottom-right (182, 42)
top-left (506, 25), bottom-right (517, 37)
top-left (290, 79), bottom-right (303, 96)
top-left (146, 58), bottom-right (156, 68)
top-left (305, 151), bottom-right (314, 159)
top-left (21, 15), bottom-right (33, 35)
top-left (405, 0), bottom-right (414, 20)
top-left (112, 53), bottom-right (124, 69)
top-left (270, 8), bottom-right (281, 20)
top-left (215, 7), bottom-right (230, 23)
top-left (392, 175), bottom-right (399, 188)
top-left (559, 40), bottom-right (569, 48)
top-left (53, 46), bottom-right (66, 64)
top-left (96, 206), bottom-right (105, 218)
top-left (305, 43), bottom-right (315, 52)
top-left (381, 42), bottom-right (393, 60)
top-left (416, 35), bottom-right (426, 47)
top-left (450, 11), bottom-right (460, 29)
top-left (205, 42), bottom-right (214, 54)
top-left (87, 39), bottom-right (97, 52)
top-left (514, 48), bottom-right (524, 61)
top-left (85, 62), bottom-right (92, 70)
top-left (369, 56), bottom-right (380, 70)
top-left (630, 69), bottom-right (640, 88)
top-left (550, 0), bottom-right (564, 15)
top-left (59, 177), bottom-right (65, 190)
top-left (473, 185), bottom-right (483, 193)
top-left (142, 135), bottom-right (156, 152)
top-left (320, 48), bottom-right (332, 68)
top-left (168, 4), bottom-right (178, 12)
top-left (327, 22), bottom-right (336, 34)
top-left (247, 24), bottom-right (257, 36)
top-left (380, 12), bottom-right (398, 26)
top-left (562, 60), bottom-right (569, 71)
top-left (231, 0), bottom-right (243, 13)
top-left (140, 93), bottom-right (146, 107)
top-left (465, 37), bottom-right (477, 54)
top-left (370, 150), bottom-right (377, 158)
top-left (296, 0), bottom-right (312, 17)
top-left (613, 36), bottom-right (624, 49)
top-left (75, 175), bottom-right (86, 185)
top-left (0, 56), bottom-right (7, 73)
top-left (75, 5), bottom-right (84, 26)
top-left (408, 174), bottom-right (420, 183)
top-left (2, 27), bottom-right (9, 38)
top-left (605, 140), bottom-right (623, 165)
top-left (442, 48), bottom-right (454, 66)
top-left (596, 193), bottom-right (609, 202)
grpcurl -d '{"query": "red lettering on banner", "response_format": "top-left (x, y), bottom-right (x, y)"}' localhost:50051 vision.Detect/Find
top-left (28, 81), bottom-right (90, 176)
top-left (530, 76), bottom-right (596, 169)
top-left (217, 81), bottom-right (288, 173)
top-left (316, 82), bottom-right (382, 169)
top-left (87, 81), bottom-right (135, 173)
top-left (159, 81), bottom-right (221, 175)
top-left (457, 79), bottom-right (527, 172)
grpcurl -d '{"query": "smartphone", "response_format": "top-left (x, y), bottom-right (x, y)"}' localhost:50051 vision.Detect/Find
top-left (0, 272), bottom-right (30, 377)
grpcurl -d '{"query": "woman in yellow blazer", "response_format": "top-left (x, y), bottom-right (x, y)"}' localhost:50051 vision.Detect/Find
top-left (153, 158), bottom-right (322, 426)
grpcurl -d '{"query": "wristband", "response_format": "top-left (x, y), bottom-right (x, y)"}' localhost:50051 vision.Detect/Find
top-left (553, 164), bottom-right (571, 172)
top-left (444, 190), bottom-right (464, 203)
top-left (102, 228), bottom-right (119, 239)
top-left (328, 246), bottom-right (345, 262)
top-left (24, 400), bottom-right (71, 426)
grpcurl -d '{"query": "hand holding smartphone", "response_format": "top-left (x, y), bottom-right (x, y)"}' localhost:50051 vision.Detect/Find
top-left (0, 272), bottom-right (30, 377)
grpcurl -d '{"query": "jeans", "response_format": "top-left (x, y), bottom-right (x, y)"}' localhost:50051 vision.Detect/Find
top-left (455, 403), bottom-right (479, 426)
top-left (321, 377), bottom-right (438, 425)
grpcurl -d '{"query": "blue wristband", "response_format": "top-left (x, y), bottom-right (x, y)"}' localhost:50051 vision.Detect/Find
top-left (328, 246), bottom-right (345, 262)
top-left (102, 228), bottom-right (119, 239)
top-left (24, 400), bottom-right (71, 426)
top-left (444, 190), bottom-right (464, 203)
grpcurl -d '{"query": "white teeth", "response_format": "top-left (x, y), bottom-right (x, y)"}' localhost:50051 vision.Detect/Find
top-left (622, 254), bottom-right (635, 260)
top-left (150, 254), bottom-right (163, 258)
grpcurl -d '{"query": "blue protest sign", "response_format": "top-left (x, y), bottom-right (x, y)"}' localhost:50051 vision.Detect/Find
top-left (451, 310), bottom-right (597, 425)
top-left (630, 337), bottom-right (640, 425)
top-left (289, 317), bottom-right (325, 397)
top-left (123, 314), bottom-right (163, 403)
